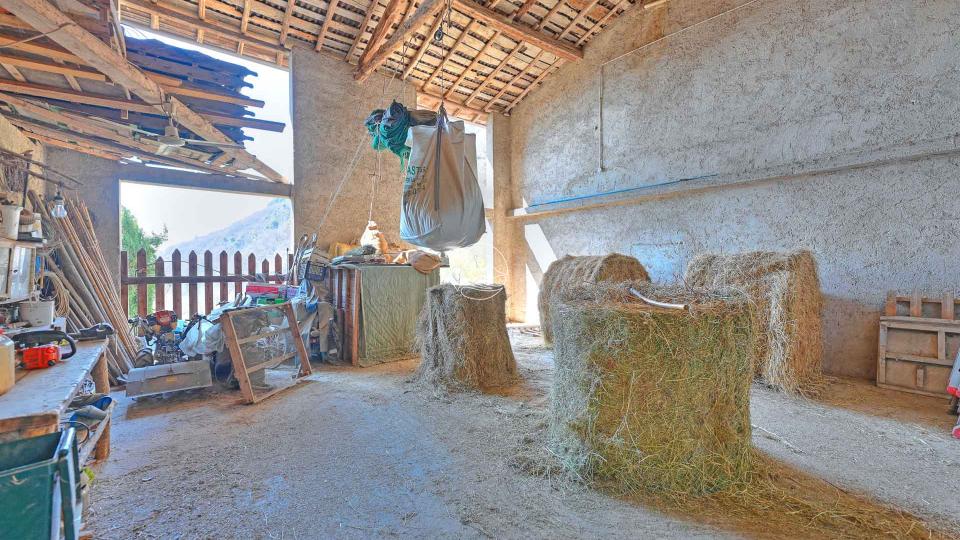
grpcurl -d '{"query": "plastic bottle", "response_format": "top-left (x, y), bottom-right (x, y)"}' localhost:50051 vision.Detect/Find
top-left (0, 332), bottom-right (14, 395)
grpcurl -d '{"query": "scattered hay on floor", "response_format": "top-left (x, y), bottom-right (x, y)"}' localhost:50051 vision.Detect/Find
top-left (538, 254), bottom-right (650, 345)
top-left (550, 281), bottom-right (755, 496)
top-left (415, 284), bottom-right (518, 391)
top-left (685, 249), bottom-right (824, 395)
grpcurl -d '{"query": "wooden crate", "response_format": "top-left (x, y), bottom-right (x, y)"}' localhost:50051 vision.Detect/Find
top-left (879, 291), bottom-right (959, 399)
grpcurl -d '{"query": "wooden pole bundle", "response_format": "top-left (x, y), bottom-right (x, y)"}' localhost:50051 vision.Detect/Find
top-left (30, 191), bottom-right (137, 383)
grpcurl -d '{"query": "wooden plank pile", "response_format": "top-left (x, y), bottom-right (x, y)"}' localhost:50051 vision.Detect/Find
top-left (30, 191), bottom-right (136, 383)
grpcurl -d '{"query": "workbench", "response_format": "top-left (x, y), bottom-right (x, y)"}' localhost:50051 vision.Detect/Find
top-left (0, 340), bottom-right (111, 464)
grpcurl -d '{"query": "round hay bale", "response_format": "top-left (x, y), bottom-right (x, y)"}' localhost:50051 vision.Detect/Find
top-left (549, 281), bottom-right (755, 496)
top-left (415, 284), bottom-right (518, 391)
top-left (684, 249), bottom-right (823, 395)
top-left (538, 254), bottom-right (650, 345)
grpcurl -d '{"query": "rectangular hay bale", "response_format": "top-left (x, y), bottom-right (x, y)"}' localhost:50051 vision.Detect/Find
top-left (549, 283), bottom-right (755, 496)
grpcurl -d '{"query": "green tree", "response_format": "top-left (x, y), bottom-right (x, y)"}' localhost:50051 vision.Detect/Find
top-left (121, 206), bottom-right (167, 315)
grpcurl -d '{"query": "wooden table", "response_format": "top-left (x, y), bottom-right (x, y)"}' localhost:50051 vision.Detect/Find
top-left (0, 340), bottom-right (111, 464)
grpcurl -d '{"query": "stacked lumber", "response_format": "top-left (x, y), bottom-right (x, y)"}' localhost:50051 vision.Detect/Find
top-left (29, 191), bottom-right (136, 383)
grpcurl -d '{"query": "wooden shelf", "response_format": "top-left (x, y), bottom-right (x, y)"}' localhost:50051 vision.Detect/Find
top-left (77, 401), bottom-right (115, 466)
top-left (0, 237), bottom-right (45, 249)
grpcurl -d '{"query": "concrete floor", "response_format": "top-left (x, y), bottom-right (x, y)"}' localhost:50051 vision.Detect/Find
top-left (86, 332), bottom-right (960, 539)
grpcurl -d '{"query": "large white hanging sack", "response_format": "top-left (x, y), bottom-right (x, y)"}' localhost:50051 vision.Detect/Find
top-left (400, 110), bottom-right (485, 251)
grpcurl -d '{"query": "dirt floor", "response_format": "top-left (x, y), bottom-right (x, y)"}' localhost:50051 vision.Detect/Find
top-left (86, 331), bottom-right (960, 539)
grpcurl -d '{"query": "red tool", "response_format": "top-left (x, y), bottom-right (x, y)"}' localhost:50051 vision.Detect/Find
top-left (12, 330), bottom-right (77, 370)
top-left (19, 345), bottom-right (62, 369)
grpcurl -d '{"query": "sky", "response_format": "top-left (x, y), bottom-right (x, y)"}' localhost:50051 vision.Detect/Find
top-left (119, 26), bottom-right (292, 248)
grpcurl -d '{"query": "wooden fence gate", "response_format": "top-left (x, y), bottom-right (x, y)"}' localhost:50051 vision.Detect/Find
top-left (120, 249), bottom-right (292, 317)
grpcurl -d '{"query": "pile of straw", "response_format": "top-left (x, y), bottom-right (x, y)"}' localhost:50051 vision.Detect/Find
top-left (684, 249), bottom-right (823, 395)
top-left (415, 284), bottom-right (517, 391)
top-left (538, 254), bottom-right (650, 344)
top-left (550, 282), bottom-right (755, 496)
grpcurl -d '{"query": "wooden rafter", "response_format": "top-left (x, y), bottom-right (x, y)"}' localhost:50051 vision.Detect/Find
top-left (400, 12), bottom-right (443, 80)
top-left (421, 19), bottom-right (477, 90)
top-left (348, 0), bottom-right (380, 59)
top-left (0, 0), bottom-right (286, 182)
top-left (558, 0), bottom-right (601, 40)
top-left (485, 49), bottom-right (545, 111)
top-left (444, 29), bottom-right (501, 98)
top-left (575, 0), bottom-right (630, 45)
top-left (451, 0), bottom-right (581, 61)
top-left (357, 0), bottom-right (404, 67)
top-left (535, 0), bottom-right (566, 31)
top-left (279, 0), bottom-right (296, 46)
top-left (465, 41), bottom-right (522, 106)
top-left (512, 0), bottom-right (538, 21)
top-left (315, 0), bottom-right (340, 51)
top-left (355, 0), bottom-right (445, 82)
top-left (240, 0), bottom-right (253, 34)
top-left (505, 55), bottom-right (560, 112)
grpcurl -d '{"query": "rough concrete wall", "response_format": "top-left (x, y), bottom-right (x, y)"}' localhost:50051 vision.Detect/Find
top-left (0, 115), bottom-right (45, 197)
top-left (509, 0), bottom-right (960, 379)
top-left (290, 46), bottom-right (416, 249)
top-left (44, 147), bottom-right (121, 285)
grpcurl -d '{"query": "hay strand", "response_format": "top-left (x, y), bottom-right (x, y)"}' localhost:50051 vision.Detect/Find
top-left (539, 254), bottom-right (650, 344)
top-left (415, 284), bottom-right (518, 391)
top-left (550, 282), bottom-right (755, 496)
top-left (685, 249), bottom-right (823, 395)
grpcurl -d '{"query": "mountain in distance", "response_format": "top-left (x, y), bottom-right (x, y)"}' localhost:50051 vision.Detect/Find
top-left (160, 198), bottom-right (293, 260)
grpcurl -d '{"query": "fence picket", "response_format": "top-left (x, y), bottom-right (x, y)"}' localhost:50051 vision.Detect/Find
top-left (155, 256), bottom-right (165, 311)
top-left (172, 249), bottom-right (182, 316)
top-left (203, 250), bottom-right (214, 314)
top-left (120, 248), bottom-right (289, 316)
top-left (136, 249), bottom-right (147, 317)
top-left (188, 251), bottom-right (198, 317)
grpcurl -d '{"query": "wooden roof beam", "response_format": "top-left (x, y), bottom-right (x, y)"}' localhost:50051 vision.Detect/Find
top-left (452, 0), bottom-right (581, 61)
top-left (356, 0), bottom-right (404, 67)
top-left (355, 0), bottom-right (445, 82)
top-left (400, 12), bottom-right (442, 80)
top-left (347, 0), bottom-right (380, 60)
top-left (421, 19), bottom-right (477, 90)
top-left (315, 0), bottom-right (340, 51)
top-left (0, 0), bottom-right (286, 182)
top-left (443, 29), bottom-right (501, 98)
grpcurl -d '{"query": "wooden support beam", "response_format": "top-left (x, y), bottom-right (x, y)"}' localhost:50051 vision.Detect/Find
top-left (355, 0), bottom-right (445, 82)
top-left (356, 0), bottom-right (404, 67)
top-left (535, 0), bottom-right (566, 31)
top-left (198, 0), bottom-right (207, 19)
top-left (315, 0), bottom-right (339, 51)
top-left (575, 0), bottom-right (629, 45)
top-left (348, 0), bottom-right (380, 60)
top-left (444, 29), bottom-right (500, 98)
top-left (28, 131), bottom-right (122, 160)
top-left (279, 0), bottom-right (296, 46)
top-left (557, 0), bottom-right (600, 40)
top-left (504, 56), bottom-right (559, 112)
top-left (484, 49), bottom-right (545, 111)
top-left (240, 0), bottom-right (253, 33)
top-left (401, 12), bottom-right (442, 80)
top-left (465, 42), bottom-right (521, 105)
top-left (0, 52), bottom-right (107, 81)
top-left (512, 0), bottom-right (537, 22)
top-left (421, 19), bottom-right (477, 90)
top-left (1, 63), bottom-right (25, 82)
top-left (0, 0), bottom-right (286, 182)
top-left (452, 0), bottom-right (581, 61)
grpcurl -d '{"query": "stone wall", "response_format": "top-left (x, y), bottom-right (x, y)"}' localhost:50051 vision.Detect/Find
top-left (290, 46), bottom-right (417, 249)
top-left (508, 0), bottom-right (960, 378)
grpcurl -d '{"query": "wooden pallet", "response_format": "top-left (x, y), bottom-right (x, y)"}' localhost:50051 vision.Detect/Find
top-left (879, 291), bottom-right (959, 399)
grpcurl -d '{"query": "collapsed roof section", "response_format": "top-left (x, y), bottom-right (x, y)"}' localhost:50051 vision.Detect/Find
top-left (0, 0), bottom-right (287, 182)
top-left (118, 0), bottom-right (640, 124)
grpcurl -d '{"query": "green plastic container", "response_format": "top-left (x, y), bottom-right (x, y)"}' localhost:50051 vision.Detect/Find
top-left (0, 429), bottom-right (80, 540)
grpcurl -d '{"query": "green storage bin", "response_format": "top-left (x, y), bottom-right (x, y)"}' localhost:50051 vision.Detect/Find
top-left (0, 429), bottom-right (80, 540)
